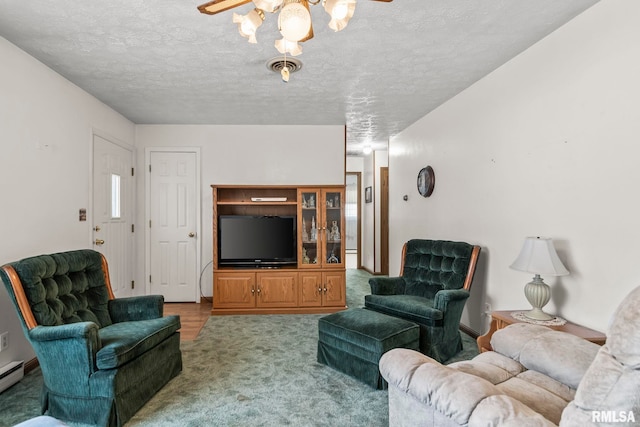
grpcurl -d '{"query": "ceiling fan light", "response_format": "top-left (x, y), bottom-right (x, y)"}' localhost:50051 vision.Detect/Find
top-left (275, 37), bottom-right (303, 56)
top-left (232, 8), bottom-right (265, 43)
top-left (278, 0), bottom-right (312, 42)
top-left (253, 0), bottom-right (284, 13)
top-left (324, 0), bottom-right (355, 32)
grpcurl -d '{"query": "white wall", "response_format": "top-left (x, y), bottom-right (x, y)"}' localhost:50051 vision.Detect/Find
top-left (0, 38), bottom-right (135, 367)
top-left (389, 0), bottom-right (640, 335)
top-left (134, 125), bottom-right (345, 297)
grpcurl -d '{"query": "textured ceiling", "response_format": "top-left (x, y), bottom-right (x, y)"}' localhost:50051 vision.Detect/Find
top-left (0, 0), bottom-right (599, 155)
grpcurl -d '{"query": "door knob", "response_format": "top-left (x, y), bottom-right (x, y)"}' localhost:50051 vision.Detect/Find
top-left (188, 232), bottom-right (196, 238)
top-left (93, 226), bottom-right (101, 232)
top-left (94, 239), bottom-right (105, 246)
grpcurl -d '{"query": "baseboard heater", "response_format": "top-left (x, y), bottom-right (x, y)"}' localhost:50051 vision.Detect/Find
top-left (0, 360), bottom-right (24, 393)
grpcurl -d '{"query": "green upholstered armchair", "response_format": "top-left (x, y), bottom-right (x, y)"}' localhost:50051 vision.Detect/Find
top-left (1, 249), bottom-right (182, 427)
top-left (365, 239), bottom-right (480, 362)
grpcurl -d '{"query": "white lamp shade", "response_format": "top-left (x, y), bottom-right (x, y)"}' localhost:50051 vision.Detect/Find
top-left (233, 9), bottom-right (265, 44)
top-left (324, 0), bottom-right (356, 32)
top-left (253, 0), bottom-right (284, 13)
top-left (278, 1), bottom-right (311, 42)
top-left (275, 37), bottom-right (303, 56)
top-left (510, 237), bottom-right (569, 276)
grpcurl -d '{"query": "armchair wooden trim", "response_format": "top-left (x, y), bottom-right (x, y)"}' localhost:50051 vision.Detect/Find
top-left (100, 253), bottom-right (116, 300)
top-left (463, 245), bottom-right (481, 292)
top-left (2, 265), bottom-right (38, 329)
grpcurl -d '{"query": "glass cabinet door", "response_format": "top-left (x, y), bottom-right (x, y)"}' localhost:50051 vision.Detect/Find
top-left (322, 190), bottom-right (343, 267)
top-left (299, 190), bottom-right (320, 266)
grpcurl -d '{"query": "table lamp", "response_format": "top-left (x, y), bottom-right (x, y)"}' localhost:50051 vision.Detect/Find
top-left (510, 237), bottom-right (569, 320)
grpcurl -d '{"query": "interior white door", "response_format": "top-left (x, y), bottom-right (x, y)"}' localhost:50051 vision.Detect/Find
top-left (92, 135), bottom-right (134, 298)
top-left (149, 151), bottom-right (198, 302)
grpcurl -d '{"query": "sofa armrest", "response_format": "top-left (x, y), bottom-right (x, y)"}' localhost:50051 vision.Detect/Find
top-left (109, 295), bottom-right (164, 323)
top-left (28, 323), bottom-right (101, 393)
top-left (470, 395), bottom-right (557, 427)
top-left (380, 348), bottom-right (501, 425)
top-left (380, 348), bottom-right (555, 427)
top-left (368, 276), bottom-right (406, 295)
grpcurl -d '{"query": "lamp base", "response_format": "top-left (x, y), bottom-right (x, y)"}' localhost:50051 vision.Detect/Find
top-left (523, 307), bottom-right (553, 321)
top-left (523, 275), bottom-right (553, 321)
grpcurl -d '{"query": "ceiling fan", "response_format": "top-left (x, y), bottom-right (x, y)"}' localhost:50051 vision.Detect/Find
top-left (197, 0), bottom-right (393, 54)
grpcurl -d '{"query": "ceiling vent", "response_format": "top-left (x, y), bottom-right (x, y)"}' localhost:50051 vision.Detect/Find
top-left (266, 57), bottom-right (303, 74)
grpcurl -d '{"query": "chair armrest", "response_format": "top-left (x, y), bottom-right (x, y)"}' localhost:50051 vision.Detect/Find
top-left (29, 322), bottom-right (99, 342)
top-left (28, 323), bottom-right (101, 394)
top-left (433, 289), bottom-right (469, 311)
top-left (368, 277), bottom-right (406, 295)
top-left (109, 295), bottom-right (164, 323)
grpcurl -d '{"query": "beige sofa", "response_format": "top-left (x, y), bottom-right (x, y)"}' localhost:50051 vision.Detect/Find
top-left (380, 286), bottom-right (640, 426)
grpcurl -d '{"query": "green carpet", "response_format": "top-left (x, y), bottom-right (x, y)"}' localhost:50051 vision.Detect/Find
top-left (0, 269), bottom-right (478, 427)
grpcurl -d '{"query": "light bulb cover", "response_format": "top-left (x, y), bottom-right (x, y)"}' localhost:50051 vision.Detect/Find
top-left (233, 8), bottom-right (265, 44)
top-left (324, 0), bottom-right (356, 32)
top-left (278, 0), bottom-right (312, 42)
top-left (275, 37), bottom-right (303, 56)
top-left (253, 0), bottom-right (284, 13)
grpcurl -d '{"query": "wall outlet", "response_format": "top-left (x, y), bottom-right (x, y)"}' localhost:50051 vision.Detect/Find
top-left (483, 303), bottom-right (492, 317)
top-left (0, 332), bottom-right (8, 352)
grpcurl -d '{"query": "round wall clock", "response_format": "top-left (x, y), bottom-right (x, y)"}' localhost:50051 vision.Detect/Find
top-left (417, 166), bottom-right (435, 197)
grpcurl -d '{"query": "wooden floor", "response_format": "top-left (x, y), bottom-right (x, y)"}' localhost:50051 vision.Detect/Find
top-left (163, 302), bottom-right (211, 341)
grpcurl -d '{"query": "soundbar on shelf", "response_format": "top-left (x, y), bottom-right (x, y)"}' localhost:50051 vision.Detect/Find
top-left (250, 197), bottom-right (287, 202)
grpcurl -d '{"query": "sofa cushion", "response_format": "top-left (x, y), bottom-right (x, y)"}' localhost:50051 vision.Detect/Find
top-left (449, 351), bottom-right (525, 384)
top-left (96, 315), bottom-right (180, 370)
top-left (492, 323), bottom-right (599, 389)
top-left (497, 376), bottom-right (570, 425)
top-left (450, 349), bottom-right (575, 424)
top-left (364, 294), bottom-right (443, 326)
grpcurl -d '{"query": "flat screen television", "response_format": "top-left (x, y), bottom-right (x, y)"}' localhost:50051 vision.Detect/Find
top-left (218, 215), bottom-right (297, 267)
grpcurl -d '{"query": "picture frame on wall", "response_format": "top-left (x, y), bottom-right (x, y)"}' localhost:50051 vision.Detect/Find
top-left (365, 186), bottom-right (372, 203)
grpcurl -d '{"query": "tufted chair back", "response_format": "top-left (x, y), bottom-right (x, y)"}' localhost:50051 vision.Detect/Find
top-left (2, 249), bottom-right (114, 330)
top-left (400, 239), bottom-right (479, 299)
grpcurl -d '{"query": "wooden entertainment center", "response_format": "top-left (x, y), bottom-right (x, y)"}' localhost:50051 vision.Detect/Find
top-left (211, 185), bottom-right (347, 315)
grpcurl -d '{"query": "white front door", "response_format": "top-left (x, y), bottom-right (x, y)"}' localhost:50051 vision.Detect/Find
top-left (92, 134), bottom-right (134, 297)
top-left (148, 151), bottom-right (199, 302)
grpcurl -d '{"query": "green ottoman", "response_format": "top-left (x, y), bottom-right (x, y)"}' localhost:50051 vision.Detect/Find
top-left (317, 308), bottom-right (419, 389)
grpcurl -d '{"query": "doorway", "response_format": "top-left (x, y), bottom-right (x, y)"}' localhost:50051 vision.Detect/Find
top-left (345, 172), bottom-right (361, 269)
top-left (146, 149), bottom-right (201, 302)
top-left (92, 133), bottom-right (135, 298)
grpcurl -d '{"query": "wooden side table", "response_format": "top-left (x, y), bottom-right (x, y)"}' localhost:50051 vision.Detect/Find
top-left (477, 310), bottom-right (606, 353)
